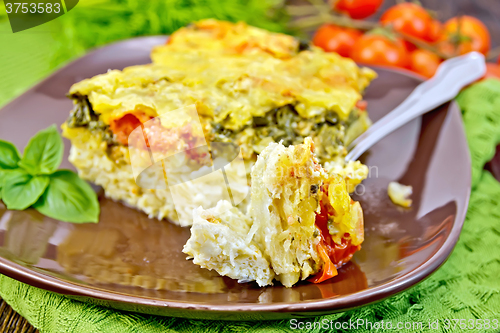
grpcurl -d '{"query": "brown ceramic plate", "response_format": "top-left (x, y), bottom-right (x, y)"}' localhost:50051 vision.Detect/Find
top-left (0, 37), bottom-right (470, 320)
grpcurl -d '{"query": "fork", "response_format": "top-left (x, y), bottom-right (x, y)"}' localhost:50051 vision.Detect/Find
top-left (345, 52), bottom-right (486, 162)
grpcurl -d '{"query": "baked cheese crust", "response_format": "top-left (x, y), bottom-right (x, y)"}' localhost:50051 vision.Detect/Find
top-left (69, 19), bottom-right (375, 130)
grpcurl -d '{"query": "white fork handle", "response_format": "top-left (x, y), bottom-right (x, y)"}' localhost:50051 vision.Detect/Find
top-left (345, 52), bottom-right (486, 162)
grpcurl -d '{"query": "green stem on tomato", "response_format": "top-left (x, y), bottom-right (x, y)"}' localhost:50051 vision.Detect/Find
top-left (307, 0), bottom-right (333, 21)
top-left (400, 32), bottom-right (450, 59)
top-left (286, 5), bottom-right (322, 16)
top-left (291, 13), bottom-right (377, 31)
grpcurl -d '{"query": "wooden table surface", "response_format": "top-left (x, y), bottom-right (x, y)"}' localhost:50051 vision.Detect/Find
top-left (0, 300), bottom-right (38, 333)
top-left (1, 0), bottom-right (499, 331)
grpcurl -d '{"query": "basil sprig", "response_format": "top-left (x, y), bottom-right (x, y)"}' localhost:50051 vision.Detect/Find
top-left (0, 125), bottom-right (99, 223)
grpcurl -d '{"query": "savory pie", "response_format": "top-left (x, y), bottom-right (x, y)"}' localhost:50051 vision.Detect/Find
top-left (62, 19), bottom-right (375, 286)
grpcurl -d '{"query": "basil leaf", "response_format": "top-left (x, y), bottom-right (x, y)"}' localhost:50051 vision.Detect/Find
top-left (0, 140), bottom-right (21, 169)
top-left (18, 125), bottom-right (63, 175)
top-left (2, 169), bottom-right (49, 210)
top-left (33, 170), bottom-right (99, 223)
top-left (0, 169), bottom-right (10, 200)
top-left (0, 169), bottom-right (9, 187)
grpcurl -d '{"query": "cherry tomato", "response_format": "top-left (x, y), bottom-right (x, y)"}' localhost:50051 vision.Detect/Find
top-left (312, 24), bottom-right (362, 57)
top-left (428, 20), bottom-right (443, 43)
top-left (309, 243), bottom-right (338, 284)
top-left (438, 16), bottom-right (490, 56)
top-left (350, 33), bottom-right (410, 69)
top-left (403, 40), bottom-right (417, 52)
top-left (333, 0), bottom-right (384, 20)
top-left (109, 112), bottom-right (152, 145)
top-left (483, 63), bottom-right (500, 81)
top-left (380, 3), bottom-right (439, 42)
top-left (410, 49), bottom-right (441, 79)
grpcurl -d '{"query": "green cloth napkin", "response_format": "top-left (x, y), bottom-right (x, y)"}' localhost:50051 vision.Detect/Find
top-left (1, 18), bottom-right (500, 332)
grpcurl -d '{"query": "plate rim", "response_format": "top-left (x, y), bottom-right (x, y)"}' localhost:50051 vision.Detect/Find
top-left (0, 37), bottom-right (471, 316)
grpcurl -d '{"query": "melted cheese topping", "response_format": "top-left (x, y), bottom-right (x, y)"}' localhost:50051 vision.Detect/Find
top-left (69, 19), bottom-right (376, 130)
